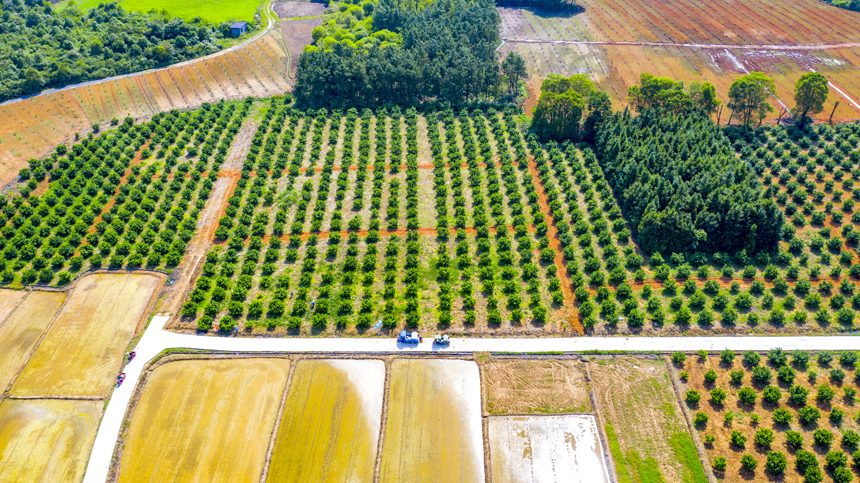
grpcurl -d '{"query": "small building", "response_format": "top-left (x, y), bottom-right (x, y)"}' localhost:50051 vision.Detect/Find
top-left (229, 21), bottom-right (247, 37)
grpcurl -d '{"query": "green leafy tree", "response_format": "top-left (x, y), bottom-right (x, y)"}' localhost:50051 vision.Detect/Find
top-left (501, 52), bottom-right (527, 98)
top-left (793, 72), bottom-right (829, 124)
top-left (728, 72), bottom-right (776, 127)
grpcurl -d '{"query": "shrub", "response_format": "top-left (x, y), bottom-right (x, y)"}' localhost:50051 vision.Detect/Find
top-left (740, 454), bottom-right (757, 472)
top-left (765, 451), bottom-right (787, 475)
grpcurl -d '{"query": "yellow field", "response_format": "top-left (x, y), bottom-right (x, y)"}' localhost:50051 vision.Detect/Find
top-left (0, 399), bottom-right (101, 483)
top-left (0, 291), bottom-right (66, 392)
top-left (117, 358), bottom-right (290, 482)
top-left (10, 273), bottom-right (162, 398)
top-left (0, 289), bottom-right (26, 323)
top-left (379, 359), bottom-right (485, 483)
top-left (266, 359), bottom-right (384, 482)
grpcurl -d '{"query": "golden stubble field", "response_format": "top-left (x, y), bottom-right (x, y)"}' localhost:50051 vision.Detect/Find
top-left (0, 291), bottom-right (66, 392)
top-left (266, 359), bottom-right (385, 482)
top-left (11, 272), bottom-right (163, 398)
top-left (117, 358), bottom-right (290, 482)
top-left (0, 399), bottom-right (102, 483)
top-left (379, 359), bottom-right (485, 483)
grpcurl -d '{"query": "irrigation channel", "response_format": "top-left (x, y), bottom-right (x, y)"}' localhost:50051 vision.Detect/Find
top-left (84, 315), bottom-right (860, 482)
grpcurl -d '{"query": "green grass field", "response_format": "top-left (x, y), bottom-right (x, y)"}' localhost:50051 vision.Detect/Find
top-left (56, 0), bottom-right (262, 24)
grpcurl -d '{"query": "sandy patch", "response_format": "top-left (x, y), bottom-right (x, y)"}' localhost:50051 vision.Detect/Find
top-left (489, 415), bottom-right (611, 483)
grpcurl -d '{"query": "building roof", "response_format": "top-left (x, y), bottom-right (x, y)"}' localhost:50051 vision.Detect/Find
top-left (230, 21), bottom-right (247, 29)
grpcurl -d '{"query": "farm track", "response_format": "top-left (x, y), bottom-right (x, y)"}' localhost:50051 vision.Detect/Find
top-left (501, 38), bottom-right (860, 51)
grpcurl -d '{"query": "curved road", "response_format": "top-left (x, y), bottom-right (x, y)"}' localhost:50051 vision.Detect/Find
top-left (84, 313), bottom-right (860, 482)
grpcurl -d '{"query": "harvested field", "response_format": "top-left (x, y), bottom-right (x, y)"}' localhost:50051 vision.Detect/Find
top-left (0, 291), bottom-right (66, 392)
top-left (489, 415), bottom-right (610, 483)
top-left (482, 359), bottom-right (591, 415)
top-left (379, 359), bottom-right (484, 483)
top-left (0, 17), bottom-right (319, 187)
top-left (0, 289), bottom-right (25, 323)
top-left (266, 359), bottom-right (384, 482)
top-left (117, 358), bottom-right (290, 482)
top-left (10, 273), bottom-right (162, 398)
top-left (273, 1), bottom-right (325, 18)
top-left (0, 399), bottom-right (101, 483)
top-left (590, 357), bottom-right (708, 483)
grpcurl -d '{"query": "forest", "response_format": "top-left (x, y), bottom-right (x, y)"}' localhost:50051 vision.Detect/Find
top-left (594, 109), bottom-right (784, 255)
top-left (293, 0), bottom-right (503, 108)
top-left (0, 0), bottom-right (224, 101)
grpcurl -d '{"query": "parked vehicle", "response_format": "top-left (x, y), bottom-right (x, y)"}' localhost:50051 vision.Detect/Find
top-left (117, 373), bottom-right (126, 387)
top-left (434, 334), bottom-right (450, 346)
top-left (397, 330), bottom-right (421, 344)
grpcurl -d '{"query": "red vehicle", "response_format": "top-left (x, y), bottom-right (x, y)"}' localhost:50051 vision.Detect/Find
top-left (117, 373), bottom-right (126, 387)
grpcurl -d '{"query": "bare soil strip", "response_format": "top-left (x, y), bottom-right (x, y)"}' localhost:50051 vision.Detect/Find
top-left (160, 115), bottom-right (261, 317)
top-left (526, 157), bottom-right (582, 334)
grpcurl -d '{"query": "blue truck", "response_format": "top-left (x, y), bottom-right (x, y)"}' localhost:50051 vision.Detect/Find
top-left (397, 330), bottom-right (421, 344)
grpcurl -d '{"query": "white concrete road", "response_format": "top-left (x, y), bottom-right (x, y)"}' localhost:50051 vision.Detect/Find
top-left (83, 314), bottom-right (860, 482)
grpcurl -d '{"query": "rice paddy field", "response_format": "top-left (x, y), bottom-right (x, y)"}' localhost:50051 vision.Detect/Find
top-left (488, 415), bottom-right (611, 483)
top-left (0, 399), bottom-right (102, 483)
top-left (116, 358), bottom-right (291, 482)
top-left (482, 359), bottom-right (592, 414)
top-left (266, 359), bottom-right (384, 482)
top-left (379, 359), bottom-right (485, 483)
top-left (498, 0), bottom-right (860, 121)
top-left (10, 272), bottom-right (163, 398)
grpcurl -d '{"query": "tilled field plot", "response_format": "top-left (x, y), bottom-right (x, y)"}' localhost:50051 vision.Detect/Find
top-left (266, 359), bottom-right (384, 482)
top-left (0, 399), bottom-right (101, 483)
top-left (379, 359), bottom-right (485, 483)
top-left (482, 359), bottom-right (592, 415)
top-left (11, 273), bottom-right (162, 398)
top-left (489, 415), bottom-right (611, 483)
top-left (117, 358), bottom-right (290, 482)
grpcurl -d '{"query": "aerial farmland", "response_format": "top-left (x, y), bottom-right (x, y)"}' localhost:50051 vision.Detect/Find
top-left (0, 0), bottom-right (859, 480)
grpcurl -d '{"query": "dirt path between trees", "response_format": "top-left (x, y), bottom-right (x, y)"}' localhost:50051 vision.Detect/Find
top-left (158, 116), bottom-right (260, 317)
top-left (526, 157), bottom-right (583, 335)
